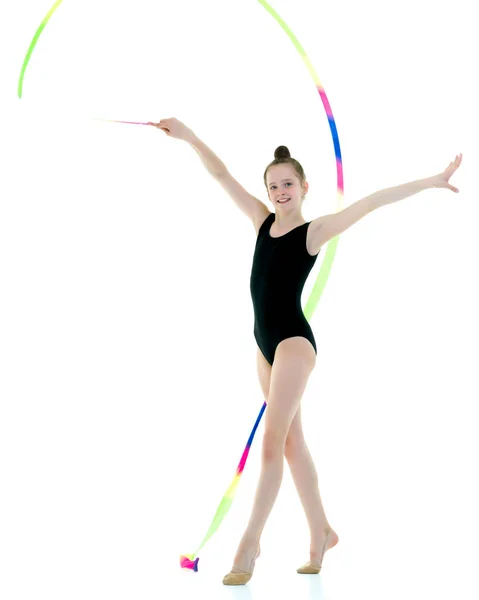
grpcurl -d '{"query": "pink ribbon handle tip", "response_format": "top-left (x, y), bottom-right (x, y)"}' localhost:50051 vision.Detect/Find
top-left (93, 118), bottom-right (152, 126)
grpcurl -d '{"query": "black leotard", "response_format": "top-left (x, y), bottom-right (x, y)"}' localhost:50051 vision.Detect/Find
top-left (249, 212), bottom-right (320, 366)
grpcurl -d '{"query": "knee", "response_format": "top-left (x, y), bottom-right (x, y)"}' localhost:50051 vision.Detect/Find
top-left (262, 429), bottom-right (286, 461)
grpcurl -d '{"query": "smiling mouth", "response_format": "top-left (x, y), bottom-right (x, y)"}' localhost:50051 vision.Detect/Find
top-left (278, 198), bottom-right (290, 204)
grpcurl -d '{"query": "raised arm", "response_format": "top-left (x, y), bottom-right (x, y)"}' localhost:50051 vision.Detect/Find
top-left (308, 154), bottom-right (463, 254)
top-left (149, 118), bottom-right (269, 230)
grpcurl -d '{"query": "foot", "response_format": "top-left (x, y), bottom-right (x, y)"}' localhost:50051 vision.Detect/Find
top-left (298, 527), bottom-right (339, 573)
top-left (222, 542), bottom-right (261, 585)
top-left (231, 541), bottom-right (261, 573)
top-left (310, 526), bottom-right (339, 565)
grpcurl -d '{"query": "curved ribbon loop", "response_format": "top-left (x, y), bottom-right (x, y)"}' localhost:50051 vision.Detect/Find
top-left (17, 0), bottom-right (344, 572)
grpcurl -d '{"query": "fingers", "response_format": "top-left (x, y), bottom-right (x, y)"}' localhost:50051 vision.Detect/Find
top-left (147, 120), bottom-right (170, 133)
top-left (149, 118), bottom-right (172, 132)
top-left (446, 153), bottom-right (462, 174)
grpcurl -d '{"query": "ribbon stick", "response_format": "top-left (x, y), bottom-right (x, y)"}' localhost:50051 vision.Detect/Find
top-left (92, 119), bottom-right (151, 126)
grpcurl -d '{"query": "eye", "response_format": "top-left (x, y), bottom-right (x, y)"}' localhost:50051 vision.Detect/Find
top-left (270, 182), bottom-right (293, 190)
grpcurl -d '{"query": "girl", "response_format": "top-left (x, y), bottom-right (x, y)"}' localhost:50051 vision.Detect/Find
top-left (148, 117), bottom-right (462, 585)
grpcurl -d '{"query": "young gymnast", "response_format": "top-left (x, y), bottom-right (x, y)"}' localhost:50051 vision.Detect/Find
top-left (148, 117), bottom-right (462, 585)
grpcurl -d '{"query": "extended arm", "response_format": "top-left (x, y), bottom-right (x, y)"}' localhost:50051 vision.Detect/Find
top-left (149, 118), bottom-right (268, 225)
top-left (309, 154), bottom-right (462, 253)
top-left (187, 132), bottom-right (228, 178)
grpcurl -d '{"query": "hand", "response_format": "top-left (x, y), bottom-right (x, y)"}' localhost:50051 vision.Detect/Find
top-left (432, 153), bottom-right (463, 193)
top-left (147, 117), bottom-right (194, 142)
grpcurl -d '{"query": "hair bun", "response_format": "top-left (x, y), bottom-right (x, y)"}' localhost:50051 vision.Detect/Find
top-left (274, 146), bottom-right (291, 160)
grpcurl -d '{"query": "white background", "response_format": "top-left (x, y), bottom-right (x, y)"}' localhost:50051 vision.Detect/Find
top-left (1, 1), bottom-right (477, 599)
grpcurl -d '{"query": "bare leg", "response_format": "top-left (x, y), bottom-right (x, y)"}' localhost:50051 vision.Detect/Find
top-left (227, 338), bottom-right (316, 576)
top-left (286, 442), bottom-right (330, 533)
top-left (229, 439), bottom-right (285, 573)
top-left (283, 403), bottom-right (339, 562)
top-left (247, 344), bottom-right (338, 576)
top-left (286, 443), bottom-right (339, 561)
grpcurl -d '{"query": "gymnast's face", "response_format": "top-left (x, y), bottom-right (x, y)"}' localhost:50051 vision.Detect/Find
top-left (266, 164), bottom-right (308, 209)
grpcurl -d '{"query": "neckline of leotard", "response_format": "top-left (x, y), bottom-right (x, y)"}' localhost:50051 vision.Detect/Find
top-left (268, 213), bottom-right (309, 239)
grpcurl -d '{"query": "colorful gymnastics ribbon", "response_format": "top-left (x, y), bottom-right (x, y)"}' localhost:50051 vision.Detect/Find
top-left (16, 0), bottom-right (344, 573)
top-left (179, 402), bottom-right (267, 572)
top-left (17, 0), bottom-right (64, 99)
top-left (180, 0), bottom-right (344, 572)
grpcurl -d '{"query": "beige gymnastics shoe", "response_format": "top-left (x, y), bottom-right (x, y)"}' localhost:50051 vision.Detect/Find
top-left (222, 546), bottom-right (261, 586)
top-left (222, 570), bottom-right (254, 586)
top-left (297, 530), bottom-right (332, 575)
top-left (297, 561), bottom-right (322, 575)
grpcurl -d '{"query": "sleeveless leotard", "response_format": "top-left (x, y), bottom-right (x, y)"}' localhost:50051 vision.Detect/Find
top-left (249, 212), bottom-right (320, 366)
